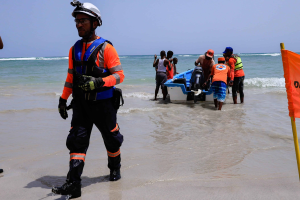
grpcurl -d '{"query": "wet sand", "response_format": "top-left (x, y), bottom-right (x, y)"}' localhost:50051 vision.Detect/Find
top-left (1, 87), bottom-right (300, 199)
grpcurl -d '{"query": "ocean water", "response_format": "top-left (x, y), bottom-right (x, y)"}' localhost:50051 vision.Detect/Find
top-left (1, 53), bottom-right (300, 199)
top-left (0, 53), bottom-right (287, 111)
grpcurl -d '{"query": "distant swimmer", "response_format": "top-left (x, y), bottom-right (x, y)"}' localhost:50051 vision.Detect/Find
top-left (52, 1), bottom-right (124, 199)
top-left (173, 57), bottom-right (178, 75)
top-left (223, 47), bottom-right (245, 104)
top-left (195, 49), bottom-right (215, 90)
top-left (0, 36), bottom-right (3, 49)
top-left (166, 51), bottom-right (174, 80)
top-left (203, 57), bottom-right (231, 110)
top-left (153, 50), bottom-right (169, 100)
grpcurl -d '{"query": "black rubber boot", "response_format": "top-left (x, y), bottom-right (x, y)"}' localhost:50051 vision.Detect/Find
top-left (109, 169), bottom-right (121, 181)
top-left (52, 181), bottom-right (81, 199)
top-left (0, 169), bottom-right (3, 173)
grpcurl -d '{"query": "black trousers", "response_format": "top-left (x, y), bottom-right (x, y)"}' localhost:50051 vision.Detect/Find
top-left (66, 98), bottom-right (124, 184)
top-left (232, 76), bottom-right (245, 98)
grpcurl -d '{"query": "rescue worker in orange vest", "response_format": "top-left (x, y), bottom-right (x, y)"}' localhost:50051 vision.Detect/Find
top-left (203, 57), bottom-right (231, 110)
top-left (52, 1), bottom-right (125, 199)
top-left (223, 47), bottom-right (245, 104)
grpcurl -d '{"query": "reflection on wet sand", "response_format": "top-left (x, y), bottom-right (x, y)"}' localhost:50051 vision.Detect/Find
top-left (149, 102), bottom-right (249, 178)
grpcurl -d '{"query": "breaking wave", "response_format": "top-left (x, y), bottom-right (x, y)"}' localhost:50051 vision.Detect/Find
top-left (0, 108), bottom-right (55, 113)
top-left (178, 55), bottom-right (197, 57)
top-left (245, 78), bottom-right (285, 88)
top-left (239, 53), bottom-right (281, 57)
top-left (215, 53), bottom-right (281, 57)
top-left (123, 92), bottom-right (154, 100)
top-left (35, 92), bottom-right (62, 96)
top-left (0, 93), bottom-right (13, 96)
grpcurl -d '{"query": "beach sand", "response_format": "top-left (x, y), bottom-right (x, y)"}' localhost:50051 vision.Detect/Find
top-left (1, 85), bottom-right (300, 200)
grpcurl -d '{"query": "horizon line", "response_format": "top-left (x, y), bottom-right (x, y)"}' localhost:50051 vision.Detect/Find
top-left (0, 52), bottom-right (284, 59)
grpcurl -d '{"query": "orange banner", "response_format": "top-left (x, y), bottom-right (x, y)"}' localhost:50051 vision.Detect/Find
top-left (282, 50), bottom-right (300, 118)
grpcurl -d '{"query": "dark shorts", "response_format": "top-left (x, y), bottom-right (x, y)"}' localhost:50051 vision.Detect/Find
top-left (156, 72), bottom-right (167, 89)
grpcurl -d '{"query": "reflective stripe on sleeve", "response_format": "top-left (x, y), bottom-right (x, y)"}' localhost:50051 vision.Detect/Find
top-left (109, 65), bottom-right (123, 73)
top-left (64, 82), bottom-right (73, 88)
top-left (70, 153), bottom-right (86, 162)
top-left (112, 74), bottom-right (120, 84)
top-left (68, 68), bottom-right (73, 74)
top-left (107, 149), bottom-right (120, 157)
top-left (111, 124), bottom-right (119, 132)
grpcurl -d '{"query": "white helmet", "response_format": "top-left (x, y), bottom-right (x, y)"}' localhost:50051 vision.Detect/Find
top-left (71, 1), bottom-right (102, 26)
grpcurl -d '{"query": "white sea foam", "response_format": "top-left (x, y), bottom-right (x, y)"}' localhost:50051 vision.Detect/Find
top-left (239, 53), bottom-right (281, 57)
top-left (119, 107), bottom-right (165, 114)
top-left (208, 53), bottom-right (282, 57)
top-left (35, 92), bottom-right (62, 96)
top-left (264, 89), bottom-right (287, 95)
top-left (0, 57), bottom-right (37, 61)
top-left (0, 57), bottom-right (68, 61)
top-left (214, 54), bottom-right (224, 57)
top-left (123, 92), bottom-right (154, 100)
top-left (37, 57), bottom-right (68, 60)
top-left (0, 108), bottom-right (55, 113)
top-left (245, 78), bottom-right (285, 88)
top-left (0, 93), bottom-right (13, 96)
top-left (179, 55), bottom-right (195, 57)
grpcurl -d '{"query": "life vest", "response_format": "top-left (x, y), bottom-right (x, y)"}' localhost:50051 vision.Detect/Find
top-left (72, 37), bottom-right (115, 100)
top-left (232, 54), bottom-right (243, 71)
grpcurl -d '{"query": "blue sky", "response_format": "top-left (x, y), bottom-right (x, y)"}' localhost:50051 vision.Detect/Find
top-left (1, 0), bottom-right (299, 57)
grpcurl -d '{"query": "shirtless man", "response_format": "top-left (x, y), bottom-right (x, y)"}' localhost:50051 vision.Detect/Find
top-left (195, 49), bottom-right (215, 89)
top-left (173, 57), bottom-right (178, 75)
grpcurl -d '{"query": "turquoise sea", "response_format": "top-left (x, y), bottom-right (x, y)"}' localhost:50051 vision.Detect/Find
top-left (0, 53), bottom-right (285, 87)
top-left (1, 53), bottom-right (300, 199)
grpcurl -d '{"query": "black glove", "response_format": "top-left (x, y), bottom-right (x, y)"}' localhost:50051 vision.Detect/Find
top-left (78, 75), bottom-right (105, 91)
top-left (58, 97), bottom-right (68, 120)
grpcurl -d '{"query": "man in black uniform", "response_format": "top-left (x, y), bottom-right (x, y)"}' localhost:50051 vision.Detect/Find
top-left (52, 1), bottom-right (125, 199)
